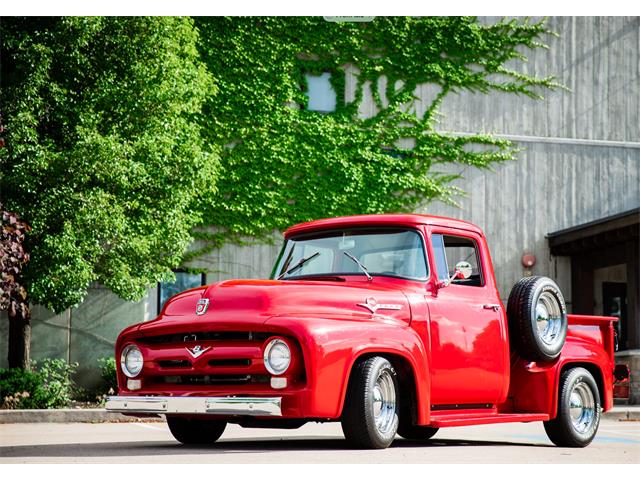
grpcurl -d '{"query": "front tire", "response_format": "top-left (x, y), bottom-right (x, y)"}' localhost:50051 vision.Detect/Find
top-left (543, 367), bottom-right (601, 447)
top-left (166, 416), bottom-right (227, 445)
top-left (341, 356), bottom-right (399, 449)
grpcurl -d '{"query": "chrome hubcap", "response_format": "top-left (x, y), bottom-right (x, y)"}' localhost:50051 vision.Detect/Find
top-left (569, 381), bottom-right (596, 434)
top-left (372, 369), bottom-right (397, 435)
top-left (536, 292), bottom-right (563, 347)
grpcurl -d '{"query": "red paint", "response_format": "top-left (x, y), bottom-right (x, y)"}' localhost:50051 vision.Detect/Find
top-left (113, 214), bottom-right (617, 428)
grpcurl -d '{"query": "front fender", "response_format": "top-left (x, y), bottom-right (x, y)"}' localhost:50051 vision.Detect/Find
top-left (265, 315), bottom-right (430, 422)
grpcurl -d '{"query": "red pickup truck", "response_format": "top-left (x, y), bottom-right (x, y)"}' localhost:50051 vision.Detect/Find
top-left (107, 214), bottom-right (628, 449)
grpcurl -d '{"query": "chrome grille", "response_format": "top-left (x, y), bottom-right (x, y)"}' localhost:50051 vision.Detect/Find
top-left (139, 331), bottom-right (270, 345)
top-left (157, 374), bottom-right (269, 386)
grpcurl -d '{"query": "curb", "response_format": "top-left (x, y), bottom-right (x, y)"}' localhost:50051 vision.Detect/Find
top-left (0, 407), bottom-right (638, 424)
top-left (604, 407), bottom-right (640, 421)
top-left (0, 408), bottom-right (163, 424)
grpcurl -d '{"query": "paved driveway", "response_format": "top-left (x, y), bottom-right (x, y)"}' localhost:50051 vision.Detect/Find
top-left (1, 418), bottom-right (638, 463)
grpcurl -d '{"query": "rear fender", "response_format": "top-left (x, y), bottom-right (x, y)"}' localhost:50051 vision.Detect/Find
top-left (551, 360), bottom-right (610, 419)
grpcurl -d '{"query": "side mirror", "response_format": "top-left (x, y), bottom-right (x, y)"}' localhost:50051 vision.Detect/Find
top-left (436, 261), bottom-right (473, 289)
top-left (451, 261), bottom-right (473, 281)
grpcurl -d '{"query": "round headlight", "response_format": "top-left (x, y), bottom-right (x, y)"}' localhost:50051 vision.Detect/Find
top-left (121, 344), bottom-right (144, 378)
top-left (263, 339), bottom-right (291, 376)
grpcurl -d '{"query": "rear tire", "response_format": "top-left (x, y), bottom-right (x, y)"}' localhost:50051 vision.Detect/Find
top-left (166, 416), bottom-right (227, 445)
top-left (543, 367), bottom-right (601, 447)
top-left (341, 356), bottom-right (399, 449)
top-left (507, 276), bottom-right (568, 362)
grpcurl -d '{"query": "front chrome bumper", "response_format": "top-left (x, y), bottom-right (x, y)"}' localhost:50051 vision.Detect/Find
top-left (105, 396), bottom-right (282, 416)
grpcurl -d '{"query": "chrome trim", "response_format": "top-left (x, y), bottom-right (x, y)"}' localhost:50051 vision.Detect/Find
top-left (372, 368), bottom-right (397, 436)
top-left (120, 344), bottom-right (143, 378)
top-left (569, 381), bottom-right (597, 434)
top-left (535, 291), bottom-right (563, 348)
top-left (105, 395), bottom-right (282, 416)
top-left (483, 304), bottom-right (500, 311)
top-left (263, 338), bottom-right (291, 375)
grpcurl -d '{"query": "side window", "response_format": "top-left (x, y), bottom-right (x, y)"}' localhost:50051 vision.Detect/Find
top-left (158, 271), bottom-right (206, 314)
top-left (432, 234), bottom-right (484, 287)
top-left (431, 234), bottom-right (449, 282)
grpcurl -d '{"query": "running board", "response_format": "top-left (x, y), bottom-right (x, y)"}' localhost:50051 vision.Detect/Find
top-left (429, 412), bottom-right (549, 428)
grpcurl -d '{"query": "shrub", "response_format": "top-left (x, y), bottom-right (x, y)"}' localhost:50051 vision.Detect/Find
top-left (0, 359), bottom-right (78, 409)
top-left (98, 357), bottom-right (118, 395)
top-left (0, 368), bottom-right (44, 409)
top-left (37, 359), bottom-right (78, 408)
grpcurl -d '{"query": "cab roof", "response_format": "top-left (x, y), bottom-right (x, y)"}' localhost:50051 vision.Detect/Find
top-left (284, 213), bottom-right (483, 238)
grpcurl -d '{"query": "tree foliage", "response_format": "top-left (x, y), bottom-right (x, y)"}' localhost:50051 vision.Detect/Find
top-left (0, 17), bottom-right (218, 313)
top-left (0, 204), bottom-right (30, 315)
top-left (192, 17), bottom-right (560, 255)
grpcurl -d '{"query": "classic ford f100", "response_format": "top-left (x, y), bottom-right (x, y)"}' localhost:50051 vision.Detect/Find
top-left (107, 214), bottom-right (629, 449)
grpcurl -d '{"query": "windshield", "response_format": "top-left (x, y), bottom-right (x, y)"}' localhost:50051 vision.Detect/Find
top-left (273, 228), bottom-right (428, 281)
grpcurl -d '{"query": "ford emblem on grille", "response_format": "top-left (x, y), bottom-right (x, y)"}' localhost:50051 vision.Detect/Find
top-left (186, 345), bottom-right (211, 358)
top-left (196, 298), bottom-right (210, 316)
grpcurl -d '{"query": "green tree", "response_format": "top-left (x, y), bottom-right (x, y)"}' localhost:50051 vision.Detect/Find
top-left (0, 17), bottom-right (217, 368)
top-left (192, 17), bottom-right (560, 252)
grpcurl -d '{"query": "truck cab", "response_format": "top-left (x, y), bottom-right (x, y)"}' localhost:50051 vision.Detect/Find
top-left (107, 214), bottom-right (626, 449)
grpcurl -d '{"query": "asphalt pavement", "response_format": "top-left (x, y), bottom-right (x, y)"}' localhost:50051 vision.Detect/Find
top-left (1, 417), bottom-right (638, 463)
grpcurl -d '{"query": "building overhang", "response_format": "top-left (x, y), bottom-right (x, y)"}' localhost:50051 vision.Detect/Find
top-left (546, 208), bottom-right (639, 256)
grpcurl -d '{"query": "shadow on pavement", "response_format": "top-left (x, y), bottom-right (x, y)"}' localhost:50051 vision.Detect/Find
top-left (0, 437), bottom-right (551, 458)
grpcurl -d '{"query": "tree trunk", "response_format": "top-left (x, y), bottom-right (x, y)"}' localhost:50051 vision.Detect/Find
top-left (7, 297), bottom-right (31, 369)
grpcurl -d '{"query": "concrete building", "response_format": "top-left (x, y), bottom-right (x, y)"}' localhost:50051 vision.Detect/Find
top-left (2, 17), bottom-right (639, 401)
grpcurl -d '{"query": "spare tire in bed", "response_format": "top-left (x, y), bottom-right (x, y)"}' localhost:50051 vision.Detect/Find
top-left (507, 276), bottom-right (568, 362)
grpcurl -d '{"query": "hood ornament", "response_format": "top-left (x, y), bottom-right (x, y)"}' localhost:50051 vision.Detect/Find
top-left (196, 298), bottom-right (210, 316)
top-left (357, 297), bottom-right (402, 314)
top-left (186, 345), bottom-right (211, 358)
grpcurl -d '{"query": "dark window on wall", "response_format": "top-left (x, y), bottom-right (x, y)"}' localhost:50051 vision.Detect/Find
top-left (305, 72), bottom-right (337, 112)
top-left (158, 271), bottom-right (206, 314)
top-left (603, 282), bottom-right (628, 351)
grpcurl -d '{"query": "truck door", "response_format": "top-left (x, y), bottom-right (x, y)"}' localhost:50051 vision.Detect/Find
top-left (426, 231), bottom-right (509, 406)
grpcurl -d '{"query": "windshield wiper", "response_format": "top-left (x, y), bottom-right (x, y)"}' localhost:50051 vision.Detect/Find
top-left (343, 252), bottom-right (372, 282)
top-left (278, 251), bottom-right (321, 279)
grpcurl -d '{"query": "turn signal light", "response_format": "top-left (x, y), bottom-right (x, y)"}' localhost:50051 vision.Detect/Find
top-left (127, 379), bottom-right (142, 391)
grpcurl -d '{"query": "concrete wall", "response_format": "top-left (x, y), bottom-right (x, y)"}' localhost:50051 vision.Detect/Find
top-left (0, 289), bottom-right (156, 390)
top-left (3, 17), bottom-right (639, 392)
top-left (437, 16), bottom-right (640, 143)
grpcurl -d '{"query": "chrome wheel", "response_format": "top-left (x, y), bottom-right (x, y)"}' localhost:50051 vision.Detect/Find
top-left (342, 357), bottom-right (399, 448)
top-left (372, 368), bottom-right (397, 436)
top-left (544, 367), bottom-right (600, 448)
top-left (569, 381), bottom-right (597, 434)
top-left (535, 291), bottom-right (563, 348)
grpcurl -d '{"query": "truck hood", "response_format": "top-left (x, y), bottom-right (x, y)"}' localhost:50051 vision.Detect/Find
top-left (140, 279), bottom-right (411, 333)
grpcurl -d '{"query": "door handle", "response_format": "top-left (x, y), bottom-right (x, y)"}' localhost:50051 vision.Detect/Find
top-left (483, 304), bottom-right (500, 311)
